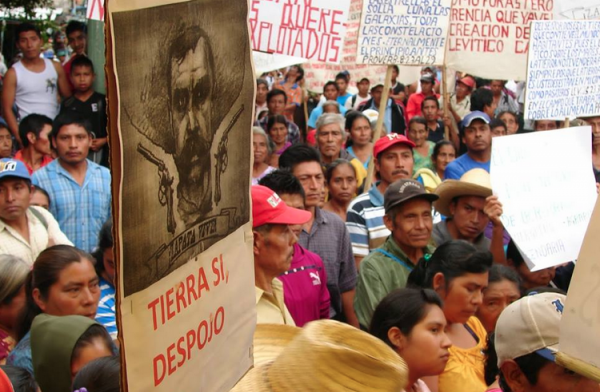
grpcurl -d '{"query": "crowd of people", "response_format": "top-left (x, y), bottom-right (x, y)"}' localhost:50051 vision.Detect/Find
top-left (0, 17), bottom-right (598, 392)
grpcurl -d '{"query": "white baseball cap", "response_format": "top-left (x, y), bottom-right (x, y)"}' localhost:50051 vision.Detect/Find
top-left (495, 292), bottom-right (566, 366)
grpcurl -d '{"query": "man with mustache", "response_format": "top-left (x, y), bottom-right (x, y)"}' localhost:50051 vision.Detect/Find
top-left (346, 134), bottom-right (416, 267)
top-left (354, 179), bottom-right (438, 329)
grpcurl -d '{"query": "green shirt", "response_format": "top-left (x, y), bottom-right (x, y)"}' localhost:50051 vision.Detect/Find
top-left (354, 237), bottom-right (435, 329)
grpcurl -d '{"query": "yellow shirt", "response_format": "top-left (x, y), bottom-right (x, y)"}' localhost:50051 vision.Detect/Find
top-left (0, 206), bottom-right (73, 266)
top-left (255, 279), bottom-right (296, 326)
top-left (438, 317), bottom-right (487, 392)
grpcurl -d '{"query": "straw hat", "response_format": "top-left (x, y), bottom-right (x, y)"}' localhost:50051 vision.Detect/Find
top-left (232, 320), bottom-right (409, 391)
top-left (252, 324), bottom-right (300, 367)
top-left (434, 168), bottom-right (492, 216)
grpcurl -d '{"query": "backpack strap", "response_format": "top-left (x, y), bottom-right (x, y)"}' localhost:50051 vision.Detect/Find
top-left (29, 207), bottom-right (48, 230)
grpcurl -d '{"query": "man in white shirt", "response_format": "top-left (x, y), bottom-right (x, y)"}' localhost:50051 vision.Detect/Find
top-left (345, 77), bottom-right (371, 111)
top-left (0, 158), bottom-right (72, 265)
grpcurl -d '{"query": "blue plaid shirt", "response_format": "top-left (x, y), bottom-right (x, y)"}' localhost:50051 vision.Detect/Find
top-left (32, 159), bottom-right (111, 252)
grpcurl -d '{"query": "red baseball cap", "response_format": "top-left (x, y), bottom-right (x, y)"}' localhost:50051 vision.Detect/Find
top-left (0, 368), bottom-right (13, 392)
top-left (373, 133), bottom-right (415, 158)
top-left (252, 185), bottom-right (312, 228)
top-left (458, 76), bottom-right (476, 90)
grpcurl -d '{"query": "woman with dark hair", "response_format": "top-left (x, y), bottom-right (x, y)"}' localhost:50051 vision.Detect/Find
top-left (7, 245), bottom-right (100, 374)
top-left (476, 264), bottom-right (521, 333)
top-left (345, 111), bottom-right (373, 169)
top-left (0, 365), bottom-right (38, 392)
top-left (278, 65), bottom-right (304, 121)
top-left (498, 111), bottom-right (519, 135)
top-left (431, 140), bottom-right (456, 181)
top-left (267, 115), bottom-right (292, 167)
top-left (30, 314), bottom-right (114, 392)
top-left (370, 288), bottom-right (451, 392)
top-left (92, 221), bottom-right (117, 340)
top-left (322, 159), bottom-right (357, 222)
top-left (72, 356), bottom-right (120, 392)
top-left (0, 255), bottom-right (29, 365)
top-left (407, 240), bottom-right (493, 392)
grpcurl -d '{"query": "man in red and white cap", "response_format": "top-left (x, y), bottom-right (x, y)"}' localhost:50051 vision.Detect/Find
top-left (346, 134), bottom-right (415, 267)
top-left (448, 75), bottom-right (476, 124)
top-left (252, 185), bottom-right (312, 326)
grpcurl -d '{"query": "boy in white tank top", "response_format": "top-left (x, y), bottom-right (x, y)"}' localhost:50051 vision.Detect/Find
top-left (2, 22), bottom-right (71, 147)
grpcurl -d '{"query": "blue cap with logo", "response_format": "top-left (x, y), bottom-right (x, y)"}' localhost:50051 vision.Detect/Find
top-left (0, 158), bottom-right (31, 181)
top-left (462, 111), bottom-right (491, 128)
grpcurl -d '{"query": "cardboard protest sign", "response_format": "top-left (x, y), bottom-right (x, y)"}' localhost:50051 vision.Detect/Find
top-left (249, 0), bottom-right (352, 63)
top-left (303, 0), bottom-right (420, 93)
top-left (555, 0), bottom-right (600, 19)
top-left (525, 20), bottom-right (600, 120)
top-left (106, 0), bottom-right (255, 390)
top-left (446, 0), bottom-right (553, 81)
top-left (356, 0), bottom-right (451, 65)
top-left (490, 127), bottom-right (597, 271)
top-left (252, 51), bottom-right (305, 75)
top-left (559, 196), bottom-right (600, 379)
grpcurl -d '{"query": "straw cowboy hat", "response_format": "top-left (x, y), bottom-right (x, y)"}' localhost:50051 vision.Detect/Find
top-left (232, 320), bottom-right (409, 391)
top-left (434, 168), bottom-right (493, 216)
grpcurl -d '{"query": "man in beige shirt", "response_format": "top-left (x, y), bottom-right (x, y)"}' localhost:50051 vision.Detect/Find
top-left (252, 184), bottom-right (311, 325)
top-left (0, 158), bottom-right (72, 265)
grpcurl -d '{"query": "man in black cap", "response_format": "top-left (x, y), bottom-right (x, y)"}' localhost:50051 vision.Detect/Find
top-left (358, 83), bottom-right (406, 134)
top-left (354, 179), bottom-right (437, 329)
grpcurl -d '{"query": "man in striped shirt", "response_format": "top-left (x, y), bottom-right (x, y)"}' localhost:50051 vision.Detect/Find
top-left (346, 134), bottom-right (415, 267)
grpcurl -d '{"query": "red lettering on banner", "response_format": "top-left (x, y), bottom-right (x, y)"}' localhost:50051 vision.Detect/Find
top-left (167, 343), bottom-right (177, 375)
top-left (153, 355), bottom-right (166, 386)
top-left (87, 0), bottom-right (104, 21)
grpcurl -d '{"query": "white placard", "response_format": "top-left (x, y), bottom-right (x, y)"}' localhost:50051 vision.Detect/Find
top-left (87, 0), bottom-right (105, 21)
top-left (248, 0), bottom-right (352, 63)
top-left (356, 0), bottom-right (451, 65)
top-left (252, 51), bottom-right (305, 75)
top-left (525, 20), bottom-right (600, 120)
top-left (555, 0), bottom-right (600, 20)
top-left (491, 127), bottom-right (597, 271)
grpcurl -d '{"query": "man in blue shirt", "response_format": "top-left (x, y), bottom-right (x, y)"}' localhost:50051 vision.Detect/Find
top-left (445, 111), bottom-right (491, 180)
top-left (32, 112), bottom-right (111, 252)
top-left (307, 81), bottom-right (347, 129)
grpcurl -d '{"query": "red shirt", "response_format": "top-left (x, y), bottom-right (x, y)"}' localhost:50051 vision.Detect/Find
top-left (406, 91), bottom-right (440, 120)
top-left (14, 150), bottom-right (53, 175)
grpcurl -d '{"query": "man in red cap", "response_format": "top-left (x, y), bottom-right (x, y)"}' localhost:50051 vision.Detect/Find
top-left (346, 134), bottom-right (415, 267)
top-left (448, 75), bottom-right (476, 125)
top-left (252, 185), bottom-right (312, 325)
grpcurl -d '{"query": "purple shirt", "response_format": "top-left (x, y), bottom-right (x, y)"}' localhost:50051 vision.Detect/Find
top-left (278, 243), bottom-right (330, 326)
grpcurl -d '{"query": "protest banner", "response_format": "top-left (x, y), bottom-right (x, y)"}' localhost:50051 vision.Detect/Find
top-left (555, 0), bottom-right (600, 20)
top-left (87, 0), bottom-right (106, 94)
top-left (557, 196), bottom-right (600, 382)
top-left (356, 0), bottom-right (451, 66)
top-left (252, 51), bottom-right (305, 76)
top-left (524, 20), bottom-right (600, 120)
top-left (490, 127), bottom-right (597, 271)
top-left (106, 0), bottom-right (255, 391)
top-left (302, 0), bottom-right (421, 93)
top-left (446, 0), bottom-right (553, 81)
top-left (248, 0), bottom-right (352, 63)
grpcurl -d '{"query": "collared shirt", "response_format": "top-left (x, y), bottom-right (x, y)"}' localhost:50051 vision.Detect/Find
top-left (32, 159), bottom-right (111, 252)
top-left (255, 278), bottom-right (296, 326)
top-left (96, 277), bottom-right (117, 339)
top-left (346, 183), bottom-right (390, 257)
top-left (427, 120), bottom-right (445, 143)
top-left (432, 220), bottom-right (491, 252)
top-left (354, 236), bottom-right (435, 328)
top-left (449, 94), bottom-right (471, 120)
top-left (0, 206), bottom-right (72, 266)
top-left (369, 98), bottom-right (393, 135)
top-left (13, 150), bottom-right (54, 175)
top-left (299, 207), bottom-right (357, 319)
top-left (278, 243), bottom-right (330, 327)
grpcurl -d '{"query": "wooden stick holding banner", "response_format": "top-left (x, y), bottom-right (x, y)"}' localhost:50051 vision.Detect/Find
top-left (303, 88), bottom-right (309, 142)
top-left (564, 117), bottom-right (570, 128)
top-left (442, 65), bottom-right (450, 141)
top-left (364, 65), bottom-right (393, 191)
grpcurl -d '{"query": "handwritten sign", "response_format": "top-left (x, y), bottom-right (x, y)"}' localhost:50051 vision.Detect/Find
top-left (559, 197), bottom-right (600, 373)
top-left (356, 0), bottom-right (451, 65)
top-left (249, 0), bottom-right (352, 63)
top-left (87, 0), bottom-right (105, 21)
top-left (555, 0), bottom-right (600, 20)
top-left (446, 0), bottom-right (553, 81)
top-left (525, 20), bottom-right (600, 120)
top-left (252, 51), bottom-right (305, 75)
top-left (490, 127), bottom-right (597, 271)
top-left (303, 0), bottom-right (420, 93)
